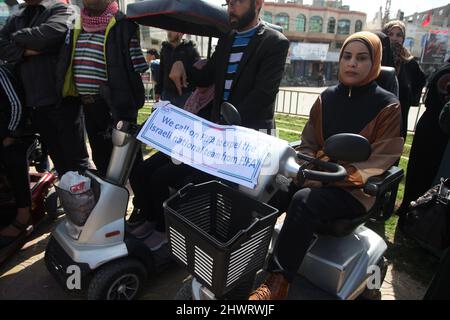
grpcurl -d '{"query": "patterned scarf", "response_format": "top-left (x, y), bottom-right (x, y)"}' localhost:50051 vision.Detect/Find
top-left (382, 21), bottom-right (406, 43)
top-left (382, 21), bottom-right (414, 74)
top-left (183, 60), bottom-right (215, 115)
top-left (81, 1), bottom-right (119, 33)
top-left (391, 42), bottom-right (414, 75)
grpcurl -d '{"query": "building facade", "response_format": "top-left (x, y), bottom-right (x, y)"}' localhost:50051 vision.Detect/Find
top-left (402, 4), bottom-right (450, 75)
top-left (263, 0), bottom-right (366, 85)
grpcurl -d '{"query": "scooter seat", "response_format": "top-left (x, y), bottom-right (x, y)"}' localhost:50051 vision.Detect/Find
top-left (315, 210), bottom-right (372, 237)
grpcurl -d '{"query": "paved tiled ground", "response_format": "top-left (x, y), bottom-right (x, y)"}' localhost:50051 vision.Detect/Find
top-left (0, 215), bottom-right (426, 300)
top-left (0, 171), bottom-right (427, 300)
top-left (0, 217), bottom-right (190, 300)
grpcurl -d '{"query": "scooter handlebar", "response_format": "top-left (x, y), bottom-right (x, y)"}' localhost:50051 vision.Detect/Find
top-left (296, 152), bottom-right (347, 185)
top-left (115, 120), bottom-right (141, 135)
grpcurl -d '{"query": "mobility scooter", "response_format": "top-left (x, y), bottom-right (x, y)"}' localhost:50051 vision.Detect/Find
top-left (168, 98), bottom-right (403, 301)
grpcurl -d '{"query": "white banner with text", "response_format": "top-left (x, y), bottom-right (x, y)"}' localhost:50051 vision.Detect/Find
top-left (137, 102), bottom-right (282, 188)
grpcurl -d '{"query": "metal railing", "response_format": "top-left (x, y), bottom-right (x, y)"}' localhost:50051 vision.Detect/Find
top-left (275, 88), bottom-right (426, 133)
top-left (143, 86), bottom-right (426, 134)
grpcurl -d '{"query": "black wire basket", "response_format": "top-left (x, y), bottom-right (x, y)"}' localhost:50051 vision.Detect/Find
top-left (164, 180), bottom-right (278, 297)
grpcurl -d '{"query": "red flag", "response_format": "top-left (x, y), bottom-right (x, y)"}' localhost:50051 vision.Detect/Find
top-left (421, 11), bottom-right (432, 27)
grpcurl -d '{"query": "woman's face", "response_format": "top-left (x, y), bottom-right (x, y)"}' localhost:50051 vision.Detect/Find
top-left (339, 41), bottom-right (373, 87)
top-left (387, 27), bottom-right (404, 45)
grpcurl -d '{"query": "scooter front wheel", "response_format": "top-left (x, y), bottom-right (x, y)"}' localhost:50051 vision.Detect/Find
top-left (87, 258), bottom-right (147, 300)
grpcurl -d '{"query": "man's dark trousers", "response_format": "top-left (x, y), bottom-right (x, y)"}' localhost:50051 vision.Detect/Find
top-left (31, 97), bottom-right (89, 175)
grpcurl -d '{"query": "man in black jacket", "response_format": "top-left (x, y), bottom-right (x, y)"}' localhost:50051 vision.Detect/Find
top-left (169, 0), bottom-right (289, 132)
top-left (155, 31), bottom-right (200, 107)
top-left (0, 0), bottom-right (89, 176)
top-left (126, 0), bottom-right (289, 249)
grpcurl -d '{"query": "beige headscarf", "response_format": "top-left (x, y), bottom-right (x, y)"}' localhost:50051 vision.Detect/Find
top-left (338, 31), bottom-right (382, 87)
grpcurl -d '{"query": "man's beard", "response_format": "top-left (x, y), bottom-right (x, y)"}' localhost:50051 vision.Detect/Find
top-left (229, 2), bottom-right (256, 30)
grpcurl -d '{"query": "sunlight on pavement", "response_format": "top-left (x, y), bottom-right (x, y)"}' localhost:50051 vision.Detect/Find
top-left (0, 232), bottom-right (50, 278)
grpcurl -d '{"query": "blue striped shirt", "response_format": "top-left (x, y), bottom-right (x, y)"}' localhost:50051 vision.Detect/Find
top-left (223, 25), bottom-right (258, 101)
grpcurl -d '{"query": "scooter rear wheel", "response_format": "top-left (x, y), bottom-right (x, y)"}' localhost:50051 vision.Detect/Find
top-left (87, 258), bottom-right (147, 300)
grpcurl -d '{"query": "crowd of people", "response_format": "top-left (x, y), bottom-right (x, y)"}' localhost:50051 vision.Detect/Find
top-left (0, 0), bottom-right (449, 300)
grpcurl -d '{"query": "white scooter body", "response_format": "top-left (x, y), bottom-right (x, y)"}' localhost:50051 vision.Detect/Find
top-left (50, 169), bottom-right (130, 270)
top-left (51, 127), bottom-right (138, 264)
top-left (45, 126), bottom-right (166, 299)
